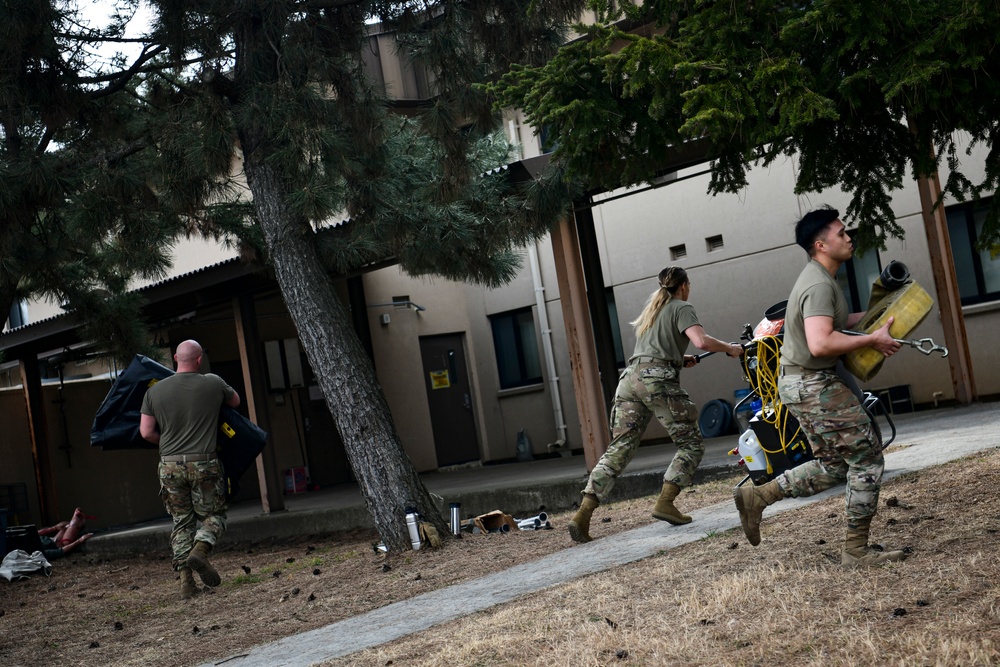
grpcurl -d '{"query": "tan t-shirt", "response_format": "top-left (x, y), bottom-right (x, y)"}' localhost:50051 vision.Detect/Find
top-left (141, 372), bottom-right (235, 457)
top-left (630, 299), bottom-right (700, 365)
top-left (780, 259), bottom-right (849, 370)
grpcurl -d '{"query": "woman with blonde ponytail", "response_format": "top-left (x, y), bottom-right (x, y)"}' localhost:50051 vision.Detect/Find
top-left (568, 267), bottom-right (743, 543)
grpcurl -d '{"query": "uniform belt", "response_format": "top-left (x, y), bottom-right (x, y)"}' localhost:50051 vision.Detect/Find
top-left (779, 364), bottom-right (831, 376)
top-left (161, 453), bottom-right (215, 463)
top-left (630, 356), bottom-right (681, 368)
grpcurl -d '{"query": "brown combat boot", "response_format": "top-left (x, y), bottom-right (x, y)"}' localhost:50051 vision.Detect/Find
top-left (567, 495), bottom-right (599, 544)
top-left (179, 566), bottom-right (197, 599)
top-left (841, 517), bottom-right (908, 568)
top-left (187, 541), bottom-right (221, 587)
top-left (733, 479), bottom-right (784, 546)
top-left (651, 481), bottom-right (691, 525)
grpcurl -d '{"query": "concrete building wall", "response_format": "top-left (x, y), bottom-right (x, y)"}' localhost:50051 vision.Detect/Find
top-left (586, 153), bottom-right (998, 407)
top-left (399, 139), bottom-right (999, 457)
top-left (346, 137), bottom-right (1000, 464)
top-left (361, 266), bottom-right (556, 470)
top-left (364, 269), bottom-right (468, 471)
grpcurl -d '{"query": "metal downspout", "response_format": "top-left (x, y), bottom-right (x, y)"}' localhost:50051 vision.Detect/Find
top-left (528, 242), bottom-right (568, 451)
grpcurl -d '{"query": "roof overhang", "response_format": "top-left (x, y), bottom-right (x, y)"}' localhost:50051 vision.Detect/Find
top-left (0, 258), bottom-right (274, 361)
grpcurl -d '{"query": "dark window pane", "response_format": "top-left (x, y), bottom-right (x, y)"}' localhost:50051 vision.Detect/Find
top-left (974, 211), bottom-right (1000, 294)
top-left (490, 308), bottom-right (542, 389)
top-left (946, 197), bottom-right (1000, 304)
top-left (606, 288), bottom-right (625, 367)
top-left (836, 241), bottom-right (880, 312)
top-left (947, 209), bottom-right (979, 299)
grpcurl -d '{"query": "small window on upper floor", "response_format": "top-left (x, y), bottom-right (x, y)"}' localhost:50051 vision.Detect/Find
top-left (706, 235), bottom-right (724, 252)
top-left (670, 244), bottom-right (687, 261)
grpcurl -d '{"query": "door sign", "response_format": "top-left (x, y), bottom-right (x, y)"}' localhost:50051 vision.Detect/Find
top-left (429, 370), bottom-right (451, 389)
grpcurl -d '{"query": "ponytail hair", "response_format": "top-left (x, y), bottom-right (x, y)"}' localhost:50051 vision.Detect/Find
top-left (631, 267), bottom-right (689, 336)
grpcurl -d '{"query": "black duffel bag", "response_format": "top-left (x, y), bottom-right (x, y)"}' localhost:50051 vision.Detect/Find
top-left (90, 354), bottom-right (267, 499)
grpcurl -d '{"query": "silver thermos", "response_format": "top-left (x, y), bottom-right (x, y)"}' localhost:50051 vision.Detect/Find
top-left (405, 508), bottom-right (422, 550)
top-left (449, 502), bottom-right (462, 537)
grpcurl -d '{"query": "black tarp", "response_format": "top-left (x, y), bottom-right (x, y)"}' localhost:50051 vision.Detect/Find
top-left (90, 355), bottom-right (267, 499)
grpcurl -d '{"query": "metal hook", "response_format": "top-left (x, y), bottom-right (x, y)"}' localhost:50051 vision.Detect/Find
top-left (841, 330), bottom-right (949, 358)
top-left (901, 337), bottom-right (949, 357)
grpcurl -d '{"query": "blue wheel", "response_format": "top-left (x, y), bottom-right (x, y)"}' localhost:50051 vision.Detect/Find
top-left (699, 399), bottom-right (733, 438)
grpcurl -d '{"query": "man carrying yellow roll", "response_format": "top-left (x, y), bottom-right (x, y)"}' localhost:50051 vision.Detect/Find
top-left (733, 206), bottom-right (909, 568)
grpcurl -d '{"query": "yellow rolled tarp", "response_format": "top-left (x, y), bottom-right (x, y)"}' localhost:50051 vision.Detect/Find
top-left (844, 278), bottom-right (934, 382)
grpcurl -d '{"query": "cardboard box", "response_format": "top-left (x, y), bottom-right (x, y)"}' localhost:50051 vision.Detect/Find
top-left (466, 510), bottom-right (518, 533)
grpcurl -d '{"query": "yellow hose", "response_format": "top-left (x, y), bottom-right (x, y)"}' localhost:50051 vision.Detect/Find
top-left (743, 336), bottom-right (802, 455)
top-left (845, 281), bottom-right (933, 381)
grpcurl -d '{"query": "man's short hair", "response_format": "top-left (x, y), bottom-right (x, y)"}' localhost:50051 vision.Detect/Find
top-left (795, 206), bottom-right (840, 254)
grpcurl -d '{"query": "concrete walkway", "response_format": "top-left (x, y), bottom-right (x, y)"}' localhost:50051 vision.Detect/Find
top-left (197, 402), bottom-right (999, 667)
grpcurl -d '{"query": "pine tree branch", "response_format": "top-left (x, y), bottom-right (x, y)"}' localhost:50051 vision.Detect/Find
top-left (51, 33), bottom-right (153, 44)
top-left (297, 0), bottom-right (370, 9)
top-left (81, 43), bottom-right (168, 91)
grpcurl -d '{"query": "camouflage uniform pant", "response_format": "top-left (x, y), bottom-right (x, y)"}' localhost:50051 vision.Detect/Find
top-left (776, 369), bottom-right (883, 527)
top-left (583, 361), bottom-right (703, 502)
top-left (158, 458), bottom-right (228, 571)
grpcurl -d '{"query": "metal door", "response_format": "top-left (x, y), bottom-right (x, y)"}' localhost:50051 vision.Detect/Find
top-left (419, 334), bottom-right (479, 467)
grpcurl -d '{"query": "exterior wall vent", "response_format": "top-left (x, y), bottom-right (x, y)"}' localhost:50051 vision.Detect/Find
top-left (706, 235), bottom-right (724, 252)
top-left (669, 244), bottom-right (687, 260)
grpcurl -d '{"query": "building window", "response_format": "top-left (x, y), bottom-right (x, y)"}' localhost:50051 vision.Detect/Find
top-left (947, 198), bottom-right (1000, 305)
top-left (6, 300), bottom-right (28, 330)
top-left (836, 232), bottom-right (882, 312)
top-left (606, 288), bottom-right (626, 369)
top-left (706, 235), bottom-right (724, 252)
top-left (490, 307), bottom-right (543, 389)
top-left (669, 244), bottom-right (687, 260)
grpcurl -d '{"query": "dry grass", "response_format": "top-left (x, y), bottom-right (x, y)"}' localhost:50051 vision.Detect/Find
top-left (0, 473), bottom-right (737, 667)
top-left (2, 450), bottom-right (1000, 667)
top-left (323, 449), bottom-right (1000, 667)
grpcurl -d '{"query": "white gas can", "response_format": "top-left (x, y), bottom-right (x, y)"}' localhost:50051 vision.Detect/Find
top-left (737, 428), bottom-right (768, 473)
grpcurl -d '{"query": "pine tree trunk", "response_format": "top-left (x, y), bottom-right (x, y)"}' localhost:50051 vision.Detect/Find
top-left (224, 4), bottom-right (448, 551)
top-left (239, 153), bottom-right (449, 552)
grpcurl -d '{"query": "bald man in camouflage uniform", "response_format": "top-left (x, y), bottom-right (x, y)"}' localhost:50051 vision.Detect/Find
top-left (733, 207), bottom-right (907, 567)
top-left (140, 340), bottom-right (241, 598)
